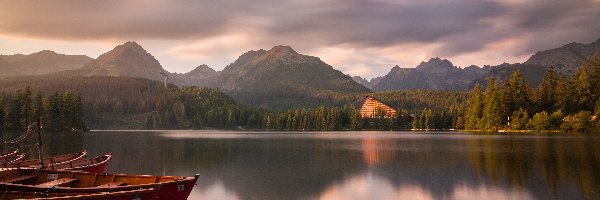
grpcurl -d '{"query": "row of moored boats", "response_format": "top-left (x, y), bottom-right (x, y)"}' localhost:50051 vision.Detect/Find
top-left (0, 130), bottom-right (198, 200)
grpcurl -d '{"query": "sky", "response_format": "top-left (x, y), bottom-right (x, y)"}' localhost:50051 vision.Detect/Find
top-left (1, 0), bottom-right (599, 79)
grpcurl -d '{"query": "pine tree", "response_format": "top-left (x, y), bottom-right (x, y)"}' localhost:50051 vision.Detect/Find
top-left (350, 106), bottom-right (361, 130)
top-left (537, 67), bottom-right (559, 112)
top-left (465, 83), bottom-right (484, 130)
top-left (482, 78), bottom-right (502, 131)
top-left (423, 108), bottom-right (432, 130)
top-left (500, 70), bottom-right (530, 124)
top-left (32, 93), bottom-right (44, 122)
top-left (556, 77), bottom-right (569, 113)
top-left (574, 65), bottom-right (593, 112)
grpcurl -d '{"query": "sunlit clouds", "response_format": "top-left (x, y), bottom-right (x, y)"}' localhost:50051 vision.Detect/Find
top-left (0, 0), bottom-right (599, 78)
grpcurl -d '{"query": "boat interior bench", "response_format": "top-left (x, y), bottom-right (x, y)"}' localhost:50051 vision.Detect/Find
top-left (98, 181), bottom-right (127, 187)
top-left (0, 174), bottom-right (37, 183)
top-left (37, 178), bottom-right (78, 187)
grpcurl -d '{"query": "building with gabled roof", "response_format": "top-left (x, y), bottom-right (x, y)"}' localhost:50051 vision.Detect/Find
top-left (359, 96), bottom-right (397, 119)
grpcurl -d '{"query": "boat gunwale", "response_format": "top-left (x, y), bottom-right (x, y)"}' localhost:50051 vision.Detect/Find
top-left (0, 168), bottom-right (199, 193)
top-left (0, 149), bottom-right (19, 159)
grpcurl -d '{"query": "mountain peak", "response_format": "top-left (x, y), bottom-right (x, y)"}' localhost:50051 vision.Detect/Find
top-left (117, 41), bottom-right (145, 53)
top-left (83, 41), bottom-right (166, 80)
top-left (32, 50), bottom-right (58, 56)
top-left (123, 41), bottom-right (140, 47)
top-left (416, 57), bottom-right (454, 70)
top-left (187, 64), bottom-right (216, 75)
top-left (263, 45), bottom-right (299, 60)
top-left (268, 45), bottom-right (297, 54)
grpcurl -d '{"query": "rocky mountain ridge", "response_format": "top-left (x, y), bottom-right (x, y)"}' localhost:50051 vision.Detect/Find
top-left (355, 37), bottom-right (600, 91)
top-left (79, 41), bottom-right (167, 81)
top-left (0, 50), bottom-right (92, 78)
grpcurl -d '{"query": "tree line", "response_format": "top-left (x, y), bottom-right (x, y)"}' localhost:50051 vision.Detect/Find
top-left (464, 54), bottom-right (600, 132)
top-left (2, 54), bottom-right (599, 133)
top-left (0, 77), bottom-right (471, 131)
top-left (0, 86), bottom-right (85, 132)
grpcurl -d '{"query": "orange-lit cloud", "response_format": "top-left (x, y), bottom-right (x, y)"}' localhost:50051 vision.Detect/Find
top-left (1, 0), bottom-right (599, 78)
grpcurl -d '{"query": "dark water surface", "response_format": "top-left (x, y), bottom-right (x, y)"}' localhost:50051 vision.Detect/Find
top-left (9, 131), bottom-right (600, 200)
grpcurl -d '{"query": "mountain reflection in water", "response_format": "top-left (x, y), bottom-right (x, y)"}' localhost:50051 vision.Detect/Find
top-left (23, 131), bottom-right (600, 200)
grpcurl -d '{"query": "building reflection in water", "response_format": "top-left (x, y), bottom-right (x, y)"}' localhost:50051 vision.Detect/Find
top-left (361, 137), bottom-right (395, 167)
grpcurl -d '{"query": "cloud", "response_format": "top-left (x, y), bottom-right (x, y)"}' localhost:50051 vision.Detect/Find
top-left (0, 0), bottom-right (599, 78)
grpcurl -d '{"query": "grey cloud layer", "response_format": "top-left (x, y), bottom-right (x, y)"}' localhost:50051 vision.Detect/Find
top-left (1, 0), bottom-right (599, 57)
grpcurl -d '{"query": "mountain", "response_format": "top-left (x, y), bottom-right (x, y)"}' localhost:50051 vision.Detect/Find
top-left (0, 51), bottom-right (92, 78)
top-left (352, 76), bottom-right (381, 90)
top-left (371, 58), bottom-right (489, 91)
top-left (524, 38), bottom-right (600, 74)
top-left (78, 41), bottom-right (167, 81)
top-left (204, 45), bottom-right (371, 109)
top-left (172, 64), bottom-right (217, 86)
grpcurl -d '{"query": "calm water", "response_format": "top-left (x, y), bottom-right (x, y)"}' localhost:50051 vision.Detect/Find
top-left (5, 131), bottom-right (600, 200)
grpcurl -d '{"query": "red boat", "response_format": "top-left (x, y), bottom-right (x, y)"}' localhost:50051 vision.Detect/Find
top-left (0, 188), bottom-right (157, 200)
top-left (0, 151), bottom-right (87, 169)
top-left (0, 168), bottom-right (199, 200)
top-left (47, 154), bottom-right (112, 173)
top-left (0, 150), bottom-right (21, 164)
top-left (0, 149), bottom-right (19, 159)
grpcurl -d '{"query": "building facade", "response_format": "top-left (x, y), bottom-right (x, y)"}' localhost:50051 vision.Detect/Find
top-left (359, 96), bottom-right (397, 118)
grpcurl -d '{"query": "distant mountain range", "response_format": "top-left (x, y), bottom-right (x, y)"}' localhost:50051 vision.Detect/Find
top-left (196, 45), bottom-right (370, 108)
top-left (524, 38), bottom-right (600, 74)
top-left (356, 37), bottom-right (600, 90)
top-left (1, 37), bottom-right (599, 108)
top-left (0, 50), bottom-right (92, 78)
top-left (367, 58), bottom-right (490, 91)
top-left (1, 41), bottom-right (368, 109)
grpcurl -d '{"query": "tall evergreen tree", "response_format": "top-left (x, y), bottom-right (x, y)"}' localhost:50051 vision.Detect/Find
top-left (572, 64), bottom-right (593, 112)
top-left (556, 76), bottom-right (569, 113)
top-left (482, 78), bottom-right (502, 130)
top-left (465, 83), bottom-right (483, 130)
top-left (500, 70), bottom-right (530, 124)
top-left (537, 67), bottom-right (559, 112)
top-left (350, 106), bottom-right (361, 130)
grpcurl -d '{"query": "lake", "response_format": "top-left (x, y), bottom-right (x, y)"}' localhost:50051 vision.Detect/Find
top-left (7, 131), bottom-right (600, 200)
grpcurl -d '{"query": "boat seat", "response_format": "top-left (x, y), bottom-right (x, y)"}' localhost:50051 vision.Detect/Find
top-left (97, 181), bottom-right (127, 187)
top-left (37, 178), bottom-right (78, 187)
top-left (0, 174), bottom-right (37, 183)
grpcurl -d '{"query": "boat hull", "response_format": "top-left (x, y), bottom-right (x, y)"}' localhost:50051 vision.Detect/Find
top-left (1, 188), bottom-right (158, 200)
top-left (0, 169), bottom-right (199, 200)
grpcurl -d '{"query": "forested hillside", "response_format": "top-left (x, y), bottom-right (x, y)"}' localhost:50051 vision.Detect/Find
top-left (0, 77), bottom-right (256, 129)
top-left (0, 76), bottom-right (470, 130)
top-left (0, 87), bottom-right (85, 131)
top-left (464, 54), bottom-right (600, 132)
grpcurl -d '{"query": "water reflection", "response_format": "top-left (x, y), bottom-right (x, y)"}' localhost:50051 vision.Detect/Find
top-left (316, 172), bottom-right (534, 200)
top-left (28, 131), bottom-right (600, 200)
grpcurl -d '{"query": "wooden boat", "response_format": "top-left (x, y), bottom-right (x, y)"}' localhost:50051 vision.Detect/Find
top-left (0, 151), bottom-right (87, 169)
top-left (0, 169), bottom-right (199, 200)
top-left (5, 154), bottom-right (26, 164)
top-left (47, 154), bottom-right (111, 174)
top-left (1, 154), bottom-right (111, 174)
top-left (0, 150), bottom-right (19, 160)
top-left (0, 150), bottom-right (20, 164)
top-left (1, 154), bottom-right (26, 165)
top-left (0, 188), bottom-right (157, 200)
